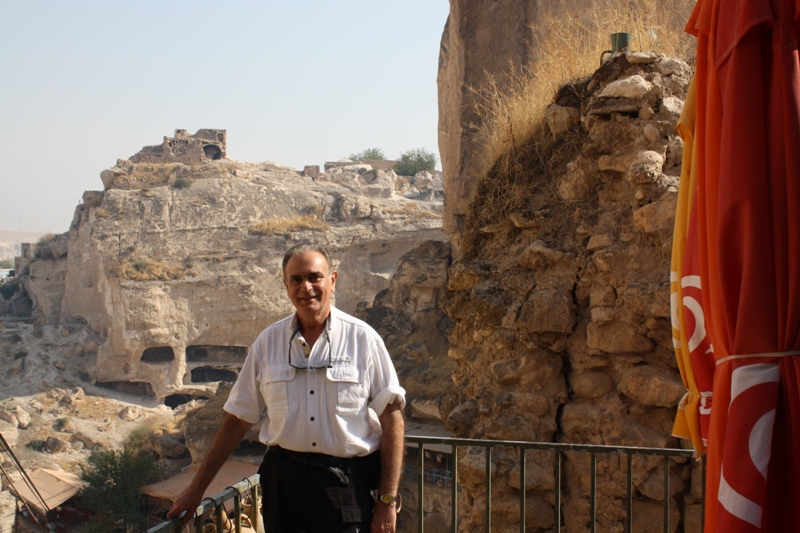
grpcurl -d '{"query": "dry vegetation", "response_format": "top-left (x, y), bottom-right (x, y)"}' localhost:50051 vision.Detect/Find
top-left (33, 233), bottom-right (58, 259)
top-left (381, 202), bottom-right (442, 219)
top-left (249, 215), bottom-right (329, 235)
top-left (114, 259), bottom-right (187, 281)
top-left (474, 0), bottom-right (695, 164)
top-left (463, 0), bottom-right (695, 256)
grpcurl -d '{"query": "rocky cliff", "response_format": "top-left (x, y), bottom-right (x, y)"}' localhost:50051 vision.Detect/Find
top-left (438, 0), bottom-right (692, 257)
top-left (8, 130), bottom-right (446, 403)
top-left (440, 52), bottom-right (697, 532)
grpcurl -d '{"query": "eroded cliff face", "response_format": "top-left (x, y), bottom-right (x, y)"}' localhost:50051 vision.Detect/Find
top-left (438, 0), bottom-right (690, 260)
top-left (17, 137), bottom-right (446, 403)
top-left (440, 53), bottom-right (698, 532)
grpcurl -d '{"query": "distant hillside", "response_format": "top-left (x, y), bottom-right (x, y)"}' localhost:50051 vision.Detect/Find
top-left (0, 230), bottom-right (49, 260)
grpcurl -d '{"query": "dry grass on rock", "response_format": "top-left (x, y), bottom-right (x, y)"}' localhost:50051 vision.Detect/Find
top-left (114, 259), bottom-right (187, 281)
top-left (473, 0), bottom-right (695, 166)
top-left (462, 0), bottom-right (695, 258)
top-left (249, 215), bottom-right (329, 235)
top-left (381, 203), bottom-right (442, 219)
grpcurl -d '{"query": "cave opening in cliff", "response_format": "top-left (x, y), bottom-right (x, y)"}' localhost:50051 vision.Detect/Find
top-left (203, 144), bottom-right (222, 160)
top-left (141, 346), bottom-right (175, 363)
top-left (186, 345), bottom-right (247, 363)
top-left (164, 393), bottom-right (209, 409)
top-left (96, 380), bottom-right (155, 397)
top-left (190, 366), bottom-right (237, 383)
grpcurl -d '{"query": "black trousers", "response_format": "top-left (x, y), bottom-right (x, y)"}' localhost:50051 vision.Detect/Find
top-left (259, 446), bottom-right (381, 533)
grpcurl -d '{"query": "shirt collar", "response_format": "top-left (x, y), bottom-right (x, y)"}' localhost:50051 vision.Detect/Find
top-left (289, 307), bottom-right (335, 336)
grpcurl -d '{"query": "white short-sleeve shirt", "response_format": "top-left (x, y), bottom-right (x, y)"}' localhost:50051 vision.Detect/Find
top-left (224, 306), bottom-right (406, 458)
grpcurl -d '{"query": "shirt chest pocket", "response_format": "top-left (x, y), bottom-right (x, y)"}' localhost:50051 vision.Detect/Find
top-left (261, 366), bottom-right (298, 415)
top-left (326, 365), bottom-right (366, 414)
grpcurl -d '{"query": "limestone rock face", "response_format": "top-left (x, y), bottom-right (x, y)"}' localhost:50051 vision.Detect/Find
top-left (359, 240), bottom-right (456, 423)
top-left (13, 132), bottom-right (446, 402)
top-left (441, 53), bottom-right (692, 532)
top-left (438, 0), bottom-right (539, 255)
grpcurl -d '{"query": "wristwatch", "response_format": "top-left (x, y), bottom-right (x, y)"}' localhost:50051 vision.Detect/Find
top-left (375, 492), bottom-right (402, 512)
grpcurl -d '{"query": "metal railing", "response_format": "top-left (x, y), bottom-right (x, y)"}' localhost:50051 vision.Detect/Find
top-left (145, 474), bottom-right (260, 533)
top-left (145, 438), bottom-right (704, 533)
top-left (406, 435), bottom-right (704, 533)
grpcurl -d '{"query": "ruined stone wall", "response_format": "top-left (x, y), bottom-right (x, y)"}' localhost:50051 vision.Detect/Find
top-left (439, 54), bottom-right (700, 532)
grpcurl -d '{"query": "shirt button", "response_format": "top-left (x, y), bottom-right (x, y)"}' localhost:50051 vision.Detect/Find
top-left (310, 417), bottom-right (315, 421)
top-left (312, 442), bottom-right (316, 447)
top-left (310, 390), bottom-right (315, 395)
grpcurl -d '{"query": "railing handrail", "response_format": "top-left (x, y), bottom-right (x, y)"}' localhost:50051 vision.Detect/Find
top-left (406, 435), bottom-right (696, 457)
top-left (145, 437), bottom-right (701, 533)
top-left (145, 473), bottom-right (260, 533)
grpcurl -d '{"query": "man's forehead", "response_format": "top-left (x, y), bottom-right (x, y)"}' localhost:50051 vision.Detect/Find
top-left (285, 251), bottom-right (330, 274)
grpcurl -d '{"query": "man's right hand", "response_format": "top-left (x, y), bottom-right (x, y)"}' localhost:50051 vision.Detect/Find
top-left (166, 485), bottom-right (204, 525)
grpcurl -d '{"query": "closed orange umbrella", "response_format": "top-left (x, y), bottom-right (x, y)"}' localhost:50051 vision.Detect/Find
top-left (672, 0), bottom-right (800, 530)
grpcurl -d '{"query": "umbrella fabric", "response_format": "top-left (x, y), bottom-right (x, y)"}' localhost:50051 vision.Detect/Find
top-left (672, 0), bottom-right (800, 530)
top-left (671, 78), bottom-right (716, 456)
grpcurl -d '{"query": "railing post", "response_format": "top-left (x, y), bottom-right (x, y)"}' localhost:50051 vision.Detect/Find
top-left (519, 446), bottom-right (526, 533)
top-left (555, 450), bottom-right (562, 533)
top-left (418, 443), bottom-right (425, 533)
top-left (663, 455), bottom-right (670, 533)
top-left (252, 480), bottom-right (261, 533)
top-left (626, 453), bottom-right (633, 533)
top-left (485, 446), bottom-right (492, 532)
top-left (451, 445), bottom-right (458, 533)
top-left (590, 452), bottom-right (597, 533)
top-left (701, 454), bottom-right (706, 532)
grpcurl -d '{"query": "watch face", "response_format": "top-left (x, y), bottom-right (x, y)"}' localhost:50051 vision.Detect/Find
top-left (380, 493), bottom-right (395, 504)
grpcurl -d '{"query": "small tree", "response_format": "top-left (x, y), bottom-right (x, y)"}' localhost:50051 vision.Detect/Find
top-left (0, 259), bottom-right (13, 269)
top-left (348, 147), bottom-right (386, 161)
top-left (79, 448), bottom-right (159, 532)
top-left (393, 148), bottom-right (437, 176)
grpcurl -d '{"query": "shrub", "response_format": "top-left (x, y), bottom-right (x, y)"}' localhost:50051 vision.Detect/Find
top-left (0, 259), bottom-right (12, 269)
top-left (79, 448), bottom-right (160, 532)
top-left (172, 177), bottom-right (193, 189)
top-left (348, 147), bottom-right (386, 161)
top-left (125, 424), bottom-right (155, 451)
top-left (0, 280), bottom-right (19, 300)
top-left (249, 215), bottom-right (329, 235)
top-left (34, 233), bottom-right (57, 259)
top-left (393, 148), bottom-right (437, 176)
top-left (27, 440), bottom-right (47, 452)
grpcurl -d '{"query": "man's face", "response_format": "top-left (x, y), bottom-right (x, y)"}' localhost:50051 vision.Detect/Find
top-left (283, 251), bottom-right (338, 324)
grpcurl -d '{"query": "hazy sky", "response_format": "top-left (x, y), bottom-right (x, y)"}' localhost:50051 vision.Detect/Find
top-left (0, 1), bottom-right (450, 233)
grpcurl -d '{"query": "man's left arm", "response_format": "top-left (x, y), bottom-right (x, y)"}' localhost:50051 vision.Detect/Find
top-left (371, 399), bottom-right (404, 533)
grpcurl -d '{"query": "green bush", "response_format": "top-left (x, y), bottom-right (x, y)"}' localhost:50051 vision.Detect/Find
top-left (173, 178), bottom-right (193, 189)
top-left (0, 259), bottom-right (12, 269)
top-left (348, 147), bottom-right (386, 161)
top-left (393, 148), bottom-right (437, 176)
top-left (79, 448), bottom-right (160, 532)
top-left (125, 424), bottom-right (155, 451)
top-left (27, 440), bottom-right (47, 452)
top-left (0, 281), bottom-right (19, 300)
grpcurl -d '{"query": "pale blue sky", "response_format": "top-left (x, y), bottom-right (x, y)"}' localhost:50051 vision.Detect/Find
top-left (0, 1), bottom-right (450, 232)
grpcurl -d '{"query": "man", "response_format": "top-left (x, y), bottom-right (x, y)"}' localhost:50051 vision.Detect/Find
top-left (168, 244), bottom-right (405, 532)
